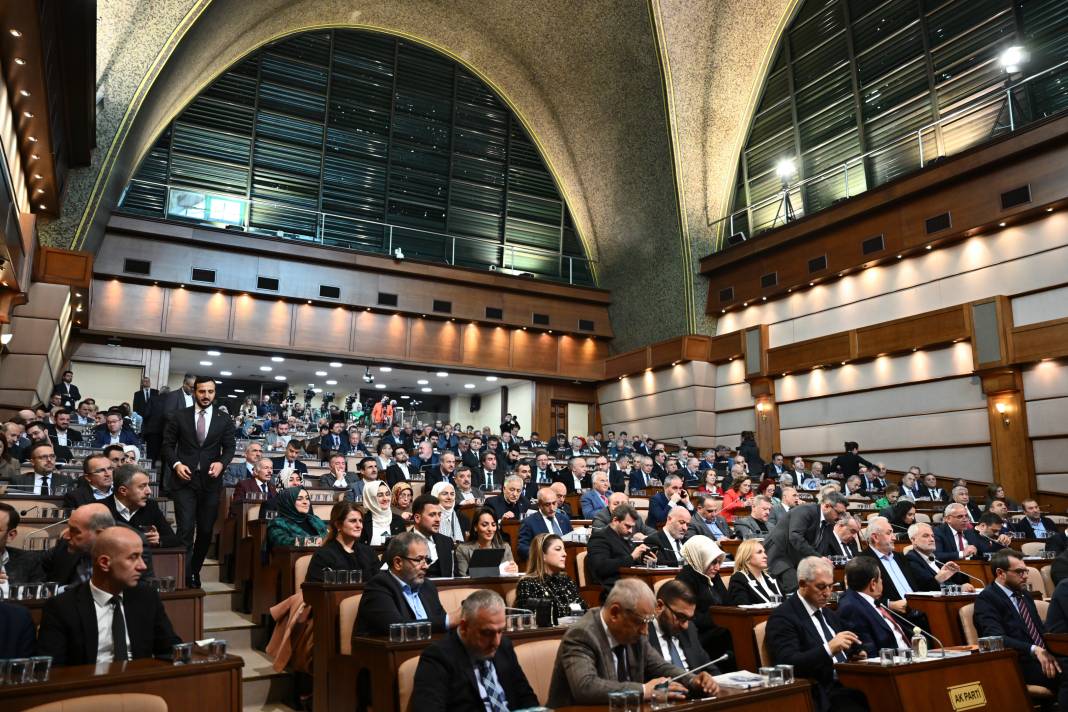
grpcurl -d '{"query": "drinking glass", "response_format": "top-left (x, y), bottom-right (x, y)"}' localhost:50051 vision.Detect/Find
top-left (651, 680), bottom-right (671, 709)
top-left (418, 621), bottom-right (432, 640)
top-left (766, 667), bottom-right (785, 686)
top-left (608, 691), bottom-right (628, 712)
top-left (623, 689), bottom-right (641, 712)
top-left (776, 664), bottom-right (794, 684)
top-left (7, 658), bottom-right (29, 685)
top-left (0, 659), bottom-right (10, 685)
top-left (524, 612), bottom-right (536, 629)
top-left (323, 568), bottom-right (336, 584)
top-left (880, 648), bottom-right (896, 666)
top-left (895, 648), bottom-right (913, 664)
top-left (172, 642), bottom-right (193, 665)
top-left (348, 570), bottom-right (363, 584)
top-left (30, 656), bottom-right (52, 682)
top-left (39, 582), bottom-right (58, 598)
top-left (506, 614), bottom-right (519, 632)
top-left (404, 622), bottom-right (420, 641)
top-left (978, 637), bottom-right (993, 652)
top-left (389, 623), bottom-right (405, 643)
top-left (208, 639), bottom-right (227, 661)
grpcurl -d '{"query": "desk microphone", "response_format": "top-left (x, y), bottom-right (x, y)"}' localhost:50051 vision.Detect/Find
top-left (931, 557), bottom-right (986, 586)
top-left (889, 523), bottom-right (909, 532)
top-left (880, 603), bottom-right (946, 657)
top-left (19, 504), bottom-right (41, 516)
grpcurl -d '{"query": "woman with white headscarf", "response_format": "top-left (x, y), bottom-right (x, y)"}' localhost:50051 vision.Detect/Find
top-left (360, 480), bottom-right (407, 546)
top-left (431, 480), bottom-right (470, 543)
top-left (676, 535), bottom-right (734, 662)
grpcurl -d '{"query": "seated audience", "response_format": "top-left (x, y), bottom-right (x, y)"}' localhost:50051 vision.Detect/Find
top-left (348, 456), bottom-right (379, 501)
top-left (581, 471), bottom-right (613, 518)
top-left (229, 457), bottom-right (278, 518)
top-left (766, 556), bottom-right (869, 712)
top-left (411, 493), bottom-right (455, 578)
top-left (411, 589), bottom-right (539, 711)
top-left (455, 507), bottom-right (517, 576)
top-left (645, 505), bottom-right (692, 567)
top-left (36, 526), bottom-right (179, 665)
top-left (108, 464), bottom-right (180, 548)
top-left (431, 480), bottom-right (469, 542)
top-left (41, 503), bottom-right (118, 587)
top-left (647, 579), bottom-right (718, 673)
top-left (974, 549), bottom-right (1068, 707)
top-left (0, 502), bottom-right (46, 584)
top-left (697, 469), bottom-right (721, 496)
top-left (355, 531), bottom-right (452, 638)
top-left (592, 492), bottom-right (655, 539)
top-left (360, 480), bottom-right (408, 546)
top-left (885, 500), bottom-right (916, 535)
top-left (306, 501), bottom-right (378, 583)
top-left (320, 452), bottom-right (357, 491)
top-left (986, 483), bottom-right (1020, 511)
top-left (918, 473), bottom-right (949, 503)
top-left (453, 465), bottom-right (482, 504)
top-left (676, 535), bottom-right (733, 663)
top-left (856, 517), bottom-right (928, 630)
top-left (933, 503), bottom-right (981, 561)
top-left (266, 487), bottom-right (327, 550)
top-left (951, 485), bottom-right (982, 524)
top-left (586, 504), bottom-right (654, 594)
top-left (733, 494), bottom-right (773, 540)
top-left (903, 522), bottom-right (974, 591)
top-left (647, 474), bottom-right (695, 528)
top-left (546, 578), bottom-right (718, 706)
top-left (721, 476), bottom-right (753, 524)
top-left (1015, 499), bottom-right (1060, 540)
top-left (821, 514), bottom-right (861, 560)
top-left (93, 410), bottom-right (140, 447)
top-left (766, 491), bottom-right (850, 593)
top-left (484, 474), bottom-right (532, 520)
top-left (837, 557), bottom-right (914, 658)
top-left (62, 453), bottom-right (115, 507)
top-left (897, 468), bottom-right (921, 501)
top-left (391, 481), bottom-right (414, 523)
top-left (769, 485), bottom-right (799, 527)
top-left (727, 539), bottom-right (782, 605)
top-left (11, 442), bottom-right (76, 495)
top-left (384, 446), bottom-right (415, 486)
top-left (688, 493), bottom-right (734, 541)
top-left (973, 512), bottom-right (1013, 556)
top-left (271, 439), bottom-right (309, 478)
top-left (518, 486), bottom-right (572, 559)
top-left (515, 533), bottom-right (587, 620)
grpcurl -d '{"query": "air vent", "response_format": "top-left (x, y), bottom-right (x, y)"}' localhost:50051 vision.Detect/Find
top-left (377, 292), bottom-right (398, 307)
top-left (808, 255), bottom-right (827, 274)
top-left (760, 272), bottom-right (778, 288)
top-left (719, 287), bottom-right (734, 303)
top-left (1000, 185), bottom-right (1031, 210)
top-left (578, 319), bottom-right (595, 332)
top-left (925, 212), bottom-right (952, 234)
top-left (726, 232), bottom-right (746, 246)
top-left (485, 306), bottom-right (503, 320)
top-left (532, 313), bottom-right (550, 326)
top-left (319, 285), bottom-right (340, 299)
top-left (257, 276), bottom-right (279, 291)
top-left (123, 258), bottom-right (151, 276)
top-left (861, 234), bottom-right (885, 256)
top-left (432, 299), bottom-right (452, 314)
top-left (191, 268), bottom-right (216, 283)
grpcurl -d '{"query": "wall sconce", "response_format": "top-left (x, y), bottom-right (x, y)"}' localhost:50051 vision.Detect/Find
top-left (0, 322), bottom-right (12, 346)
top-left (756, 401), bottom-right (769, 422)
top-left (995, 402), bottom-right (1010, 427)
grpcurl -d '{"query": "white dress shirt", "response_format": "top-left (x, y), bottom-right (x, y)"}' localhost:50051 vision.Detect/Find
top-left (90, 582), bottom-right (132, 663)
top-left (114, 499), bottom-right (134, 521)
top-left (55, 430), bottom-right (69, 446)
top-left (182, 390), bottom-right (194, 408)
top-left (858, 591), bottom-right (909, 648)
top-left (798, 594), bottom-right (836, 659)
top-left (414, 530), bottom-right (439, 563)
top-left (650, 616), bottom-right (689, 668)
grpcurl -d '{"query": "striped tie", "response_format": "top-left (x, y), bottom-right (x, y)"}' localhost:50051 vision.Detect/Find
top-left (478, 659), bottom-right (509, 712)
top-left (1014, 592), bottom-right (1045, 648)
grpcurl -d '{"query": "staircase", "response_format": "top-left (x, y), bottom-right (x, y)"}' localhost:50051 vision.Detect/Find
top-left (200, 559), bottom-right (298, 711)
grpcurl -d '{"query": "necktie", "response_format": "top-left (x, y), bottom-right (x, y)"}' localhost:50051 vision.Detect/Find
top-left (478, 659), bottom-right (509, 712)
top-left (878, 606), bottom-right (908, 645)
top-left (1014, 592), bottom-right (1045, 648)
top-left (550, 517), bottom-right (562, 535)
top-left (196, 410), bottom-right (207, 445)
top-left (111, 596), bottom-right (129, 661)
top-left (41, 473), bottom-right (51, 496)
top-left (957, 531), bottom-right (965, 551)
top-left (815, 609), bottom-right (847, 663)
top-left (815, 520), bottom-right (829, 547)
top-left (261, 482), bottom-right (268, 494)
top-left (665, 634), bottom-right (684, 667)
top-left (613, 644), bottom-right (629, 681)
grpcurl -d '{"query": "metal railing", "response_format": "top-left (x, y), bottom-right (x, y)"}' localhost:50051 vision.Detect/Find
top-left (117, 178), bottom-right (595, 286)
top-left (707, 57), bottom-right (1068, 254)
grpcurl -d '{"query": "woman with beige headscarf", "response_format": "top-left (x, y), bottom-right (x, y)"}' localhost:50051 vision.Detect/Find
top-left (431, 480), bottom-right (470, 542)
top-left (360, 480), bottom-right (406, 545)
top-left (676, 535), bottom-right (734, 662)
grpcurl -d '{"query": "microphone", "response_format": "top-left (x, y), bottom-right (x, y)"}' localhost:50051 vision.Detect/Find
top-left (880, 603), bottom-right (945, 657)
top-left (889, 523), bottom-right (909, 532)
top-left (19, 504), bottom-right (41, 517)
top-left (931, 556), bottom-right (986, 586)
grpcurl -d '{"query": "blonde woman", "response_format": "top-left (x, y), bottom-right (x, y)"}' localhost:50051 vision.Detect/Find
top-left (514, 532), bottom-right (587, 619)
top-left (727, 539), bottom-right (782, 605)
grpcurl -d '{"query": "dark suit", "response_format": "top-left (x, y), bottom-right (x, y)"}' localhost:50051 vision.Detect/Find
top-left (836, 590), bottom-right (906, 658)
top-left (384, 463), bottom-right (415, 487)
top-left (107, 498), bottom-right (181, 548)
top-left (688, 514), bottom-right (732, 541)
top-left (727, 570), bottom-right (782, 605)
top-left (306, 539), bottom-right (378, 584)
top-left (358, 513), bottom-right (408, 545)
top-left (647, 493), bottom-right (693, 528)
top-left (1045, 579), bottom-right (1068, 634)
top-left (51, 382), bottom-right (81, 409)
top-left (734, 516), bottom-right (771, 540)
top-left (229, 478), bottom-right (277, 518)
top-left (61, 482), bottom-right (114, 509)
top-left (645, 529), bottom-right (688, 567)
top-left (46, 426), bottom-right (82, 447)
top-left (354, 571), bottom-right (448, 635)
top-left (646, 619), bottom-right (711, 669)
top-left (92, 428), bottom-right (140, 448)
top-left (36, 581), bottom-right (180, 665)
top-left (420, 531), bottom-right (455, 578)
top-left (0, 602), bottom-right (35, 658)
top-left (855, 548), bottom-right (924, 604)
top-left (484, 494), bottom-right (530, 521)
top-left (161, 404), bottom-right (237, 579)
top-left (933, 523), bottom-right (982, 561)
top-left (904, 549), bottom-right (969, 590)
top-left (2, 546), bottom-right (45, 584)
top-left (142, 387), bottom-right (192, 462)
top-left (517, 510), bottom-right (572, 559)
top-left (1015, 516), bottom-right (1060, 539)
top-left (270, 456), bottom-right (308, 477)
top-left (585, 525), bottom-right (635, 592)
top-left (40, 530), bottom-right (155, 586)
top-left (9, 471), bottom-right (76, 496)
top-left (550, 468), bottom-right (582, 494)
top-left (974, 583), bottom-right (1068, 706)
top-left (223, 460), bottom-right (254, 486)
top-left (628, 469), bottom-right (653, 493)
top-left (766, 593), bottom-right (869, 712)
top-left (675, 564), bottom-right (733, 664)
top-left (919, 486), bottom-right (949, 503)
top-left (132, 387), bottom-right (158, 417)
top-left (411, 629), bottom-right (539, 712)
top-left (608, 466), bottom-right (630, 493)
top-left (819, 532), bottom-right (858, 559)
top-left (766, 503), bottom-right (828, 592)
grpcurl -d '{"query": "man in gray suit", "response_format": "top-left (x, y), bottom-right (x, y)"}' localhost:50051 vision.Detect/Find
top-left (687, 493), bottom-right (734, 541)
top-left (768, 485), bottom-right (799, 527)
top-left (591, 492), bottom-right (655, 539)
top-left (765, 491), bottom-right (850, 593)
top-left (546, 578), bottom-right (718, 707)
top-left (733, 496), bottom-right (774, 540)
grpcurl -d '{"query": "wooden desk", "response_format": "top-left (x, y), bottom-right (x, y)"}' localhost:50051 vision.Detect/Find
top-left (18, 588), bottom-right (205, 643)
top-left (152, 547), bottom-right (186, 589)
top-left (709, 605), bottom-right (774, 672)
top-left (718, 539), bottom-right (741, 559)
top-left (1046, 632), bottom-right (1068, 656)
top-left (836, 650), bottom-right (1029, 712)
top-left (556, 679), bottom-right (814, 711)
top-left (956, 559), bottom-right (994, 586)
top-left (621, 566), bottom-right (682, 590)
top-left (354, 626), bottom-right (566, 712)
top-left (4, 656), bottom-right (242, 711)
top-left (904, 593), bottom-right (980, 647)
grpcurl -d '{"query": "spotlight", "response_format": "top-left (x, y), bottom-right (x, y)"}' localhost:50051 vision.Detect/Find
top-left (999, 45), bottom-right (1028, 73)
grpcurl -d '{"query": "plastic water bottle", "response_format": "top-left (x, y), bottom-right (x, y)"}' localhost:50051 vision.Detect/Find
top-left (912, 628), bottom-right (928, 659)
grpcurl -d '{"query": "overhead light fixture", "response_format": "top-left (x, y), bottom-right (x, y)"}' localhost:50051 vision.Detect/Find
top-left (271, 356), bottom-right (284, 362)
top-left (436, 371), bottom-right (448, 377)
top-left (379, 366), bottom-right (392, 372)
top-left (486, 376), bottom-right (498, 382)
top-left (326, 379), bottom-right (338, 385)
top-left (464, 383), bottom-right (476, 389)
top-left (14, 57), bottom-right (26, 66)
top-left (274, 375), bottom-right (286, 381)
top-left (315, 370), bottom-right (327, 377)
top-left (19, 90), bottom-right (29, 97)
top-left (233, 389), bottom-right (245, 394)
top-left (374, 383), bottom-right (386, 389)
top-left (9, 29), bottom-right (22, 37)
top-left (417, 379), bottom-right (429, 385)
top-left (329, 361), bottom-right (342, 368)
top-left (999, 45), bottom-right (1028, 73)
top-left (220, 370), bottom-right (232, 376)
top-left (259, 366), bottom-right (272, 372)
top-left (207, 350), bottom-right (221, 356)
top-left (313, 388), bottom-right (323, 393)
top-left (421, 387), bottom-right (432, 393)
top-left (308, 383), bottom-right (315, 387)
top-left (199, 360), bottom-right (213, 366)
top-left (400, 394), bottom-right (410, 399)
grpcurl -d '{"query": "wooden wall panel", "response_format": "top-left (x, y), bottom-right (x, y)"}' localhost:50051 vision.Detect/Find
top-left (167, 290), bottom-right (231, 342)
top-left (512, 331), bottom-right (559, 373)
top-left (90, 281), bottom-right (164, 333)
top-left (293, 304), bottom-right (350, 354)
top-left (354, 312), bottom-right (408, 357)
top-left (33, 247), bottom-right (93, 288)
top-left (708, 331), bottom-right (745, 363)
top-left (463, 324), bottom-right (511, 370)
top-left (230, 295), bottom-right (289, 346)
top-left (605, 349), bottom-right (648, 380)
top-left (559, 336), bottom-right (607, 380)
top-left (1014, 318), bottom-right (1068, 362)
top-left (855, 306), bottom-right (969, 358)
top-left (767, 331), bottom-right (854, 374)
top-left (409, 319), bottom-right (462, 364)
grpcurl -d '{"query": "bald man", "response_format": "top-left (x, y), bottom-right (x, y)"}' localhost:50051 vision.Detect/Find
top-left (39, 503), bottom-right (154, 588)
top-left (37, 527), bottom-right (180, 665)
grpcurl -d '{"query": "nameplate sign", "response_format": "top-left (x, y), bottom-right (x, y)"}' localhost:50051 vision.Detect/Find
top-left (947, 681), bottom-right (987, 711)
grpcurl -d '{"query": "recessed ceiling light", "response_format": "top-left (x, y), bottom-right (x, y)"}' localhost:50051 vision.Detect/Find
top-left (436, 371), bottom-right (448, 377)
top-left (329, 361), bottom-right (342, 368)
top-left (33, 188), bottom-right (43, 194)
top-left (23, 112), bottom-right (33, 119)
top-left (998, 222), bottom-right (1006, 227)
top-left (199, 360), bottom-right (213, 366)
top-left (274, 375), bottom-right (286, 381)
top-left (464, 383), bottom-right (476, 389)
top-left (308, 383), bottom-right (315, 387)
top-left (27, 136), bottom-right (36, 143)
top-left (220, 370), bottom-right (232, 376)
top-left (374, 383), bottom-right (386, 389)
top-left (400, 394), bottom-right (410, 399)
top-left (315, 371), bottom-right (327, 377)
top-left (421, 387), bottom-right (432, 393)
top-left (271, 356), bottom-right (284, 362)
top-left (925, 245), bottom-right (933, 250)
top-left (259, 366), bottom-right (272, 372)
top-left (207, 350), bottom-right (221, 356)
top-left (379, 367), bottom-right (392, 372)
top-left (486, 376), bottom-right (498, 382)
top-left (326, 379), bottom-right (338, 385)
top-left (1047, 207), bottom-right (1054, 212)
top-left (417, 379), bottom-right (429, 385)
top-left (313, 388), bottom-right (322, 393)
top-left (19, 90), bottom-right (29, 97)
top-left (37, 204), bottom-right (45, 210)
top-left (14, 58), bottom-right (26, 66)
top-left (9, 29), bottom-right (22, 37)
top-left (233, 389), bottom-right (245, 394)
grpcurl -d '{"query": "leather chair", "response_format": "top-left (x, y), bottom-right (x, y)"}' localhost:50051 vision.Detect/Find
top-left (1026, 567), bottom-right (1047, 597)
top-left (397, 655), bottom-right (420, 712)
top-left (576, 550), bottom-right (588, 587)
top-left (437, 587), bottom-right (483, 615)
top-left (338, 592), bottom-right (364, 655)
top-left (1022, 542), bottom-right (1046, 556)
top-left (959, 601), bottom-right (1054, 701)
top-left (914, 513), bottom-right (931, 524)
top-left (24, 693), bottom-right (167, 712)
top-left (754, 621), bottom-right (770, 666)
top-left (294, 554), bottom-right (312, 592)
top-left (515, 637), bottom-right (562, 705)
top-left (1042, 566), bottom-right (1055, 598)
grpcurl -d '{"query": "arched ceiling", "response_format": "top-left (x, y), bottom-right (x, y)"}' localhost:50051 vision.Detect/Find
top-left (41, 0), bottom-right (797, 352)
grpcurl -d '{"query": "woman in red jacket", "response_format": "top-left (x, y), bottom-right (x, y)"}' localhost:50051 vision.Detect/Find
top-left (721, 476), bottom-right (754, 523)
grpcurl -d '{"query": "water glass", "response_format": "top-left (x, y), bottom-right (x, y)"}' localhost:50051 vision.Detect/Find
top-left (776, 664), bottom-right (794, 684)
top-left (608, 691), bottom-right (628, 712)
top-left (347, 570), bottom-right (363, 584)
top-left (389, 623), bottom-right (406, 642)
top-left (651, 680), bottom-right (671, 709)
top-left (992, 636), bottom-right (1005, 651)
top-left (895, 648), bottom-right (913, 664)
top-left (30, 656), bottom-right (52, 682)
top-left (39, 582), bottom-right (58, 598)
top-left (623, 689), bottom-right (642, 712)
top-left (524, 612), bottom-right (536, 629)
top-left (162, 576), bottom-right (177, 593)
top-left (209, 639), bottom-right (227, 661)
top-left (404, 622), bottom-right (421, 641)
top-left (323, 568), bottom-right (336, 584)
top-left (506, 614), bottom-right (519, 632)
top-left (7, 658), bottom-right (30, 685)
top-left (769, 593), bottom-right (783, 605)
top-left (978, 636), bottom-right (994, 652)
top-left (418, 621), bottom-right (432, 640)
top-left (880, 647), bottom-right (896, 666)
top-left (172, 642), bottom-right (193, 665)
top-left (0, 659), bottom-right (9, 685)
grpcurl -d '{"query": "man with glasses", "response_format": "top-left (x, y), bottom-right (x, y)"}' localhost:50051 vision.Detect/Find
top-left (581, 471), bottom-right (613, 518)
top-left (355, 531), bottom-right (453, 635)
top-left (93, 411), bottom-right (140, 448)
top-left (586, 504), bottom-right (655, 594)
top-left (224, 442), bottom-right (263, 486)
top-left (62, 454), bottom-right (115, 508)
top-left (547, 578), bottom-right (718, 706)
top-left (975, 549), bottom-right (1068, 707)
top-left (647, 580), bottom-right (716, 672)
top-left (485, 474), bottom-right (531, 520)
top-left (767, 491), bottom-right (850, 593)
top-left (11, 442), bottom-right (76, 496)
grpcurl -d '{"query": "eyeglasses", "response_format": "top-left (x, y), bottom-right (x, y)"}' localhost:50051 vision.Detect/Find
top-left (1007, 567), bottom-right (1030, 576)
top-left (623, 609), bottom-right (656, 625)
top-left (401, 555), bottom-right (430, 565)
top-left (664, 603), bottom-right (693, 624)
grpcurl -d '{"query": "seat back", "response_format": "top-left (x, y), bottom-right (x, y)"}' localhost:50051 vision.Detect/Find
top-left (397, 654), bottom-right (421, 712)
top-left (338, 592), bottom-right (364, 655)
top-left (754, 621), bottom-right (770, 666)
top-left (1021, 542), bottom-right (1046, 556)
top-left (959, 603), bottom-right (978, 645)
top-left (514, 638), bottom-right (562, 705)
top-left (902, 545), bottom-right (914, 555)
top-left (914, 512), bottom-right (931, 524)
top-left (1042, 565), bottom-right (1055, 597)
top-left (653, 578), bottom-right (669, 596)
top-left (294, 554), bottom-right (312, 591)
top-left (23, 693), bottom-right (168, 712)
top-left (505, 587), bottom-right (518, 607)
top-left (437, 586), bottom-right (482, 614)
top-left (576, 550), bottom-right (588, 587)
top-left (1036, 599), bottom-right (1050, 621)
top-left (932, 513), bottom-right (944, 524)
top-left (1026, 567), bottom-right (1046, 597)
